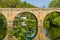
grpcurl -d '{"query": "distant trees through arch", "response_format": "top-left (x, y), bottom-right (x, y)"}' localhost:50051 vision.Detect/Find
top-left (43, 11), bottom-right (60, 40)
top-left (0, 13), bottom-right (7, 40)
top-left (13, 12), bottom-right (38, 40)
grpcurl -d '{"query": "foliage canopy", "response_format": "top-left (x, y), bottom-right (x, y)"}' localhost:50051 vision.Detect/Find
top-left (49, 0), bottom-right (60, 8)
top-left (0, 0), bottom-right (36, 8)
top-left (13, 12), bottom-right (38, 40)
top-left (0, 13), bottom-right (7, 40)
top-left (43, 11), bottom-right (60, 40)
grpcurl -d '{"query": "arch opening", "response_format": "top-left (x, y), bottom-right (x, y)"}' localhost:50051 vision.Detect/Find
top-left (43, 11), bottom-right (60, 40)
top-left (0, 13), bottom-right (7, 40)
top-left (13, 12), bottom-right (38, 40)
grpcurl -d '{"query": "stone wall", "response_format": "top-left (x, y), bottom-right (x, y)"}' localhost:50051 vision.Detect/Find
top-left (0, 8), bottom-right (60, 40)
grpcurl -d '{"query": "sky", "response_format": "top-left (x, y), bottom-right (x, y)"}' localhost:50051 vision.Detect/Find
top-left (21, 0), bottom-right (51, 8)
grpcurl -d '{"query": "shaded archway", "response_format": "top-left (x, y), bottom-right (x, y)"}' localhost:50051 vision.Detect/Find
top-left (0, 13), bottom-right (7, 40)
top-left (43, 11), bottom-right (60, 40)
top-left (13, 12), bottom-right (38, 40)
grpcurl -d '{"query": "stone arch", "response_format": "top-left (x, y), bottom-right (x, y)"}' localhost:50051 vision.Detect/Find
top-left (12, 11), bottom-right (38, 21)
top-left (42, 11), bottom-right (60, 21)
top-left (13, 12), bottom-right (38, 40)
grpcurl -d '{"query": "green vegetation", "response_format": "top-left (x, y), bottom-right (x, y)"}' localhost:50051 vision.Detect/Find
top-left (13, 12), bottom-right (37, 40)
top-left (0, 13), bottom-right (7, 40)
top-left (43, 11), bottom-right (60, 40)
top-left (49, 0), bottom-right (60, 8)
top-left (0, 0), bottom-right (36, 8)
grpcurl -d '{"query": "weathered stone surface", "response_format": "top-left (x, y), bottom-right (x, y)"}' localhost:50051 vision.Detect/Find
top-left (0, 8), bottom-right (60, 40)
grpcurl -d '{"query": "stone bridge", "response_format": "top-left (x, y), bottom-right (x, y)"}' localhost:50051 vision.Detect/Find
top-left (0, 8), bottom-right (60, 40)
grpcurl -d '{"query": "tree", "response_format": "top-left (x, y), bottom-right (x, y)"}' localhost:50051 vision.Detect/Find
top-left (0, 0), bottom-right (36, 8)
top-left (0, 13), bottom-right (7, 40)
top-left (5, 0), bottom-right (22, 8)
top-left (43, 11), bottom-right (60, 40)
top-left (49, 0), bottom-right (60, 8)
top-left (13, 12), bottom-right (37, 40)
top-left (21, 1), bottom-right (36, 8)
